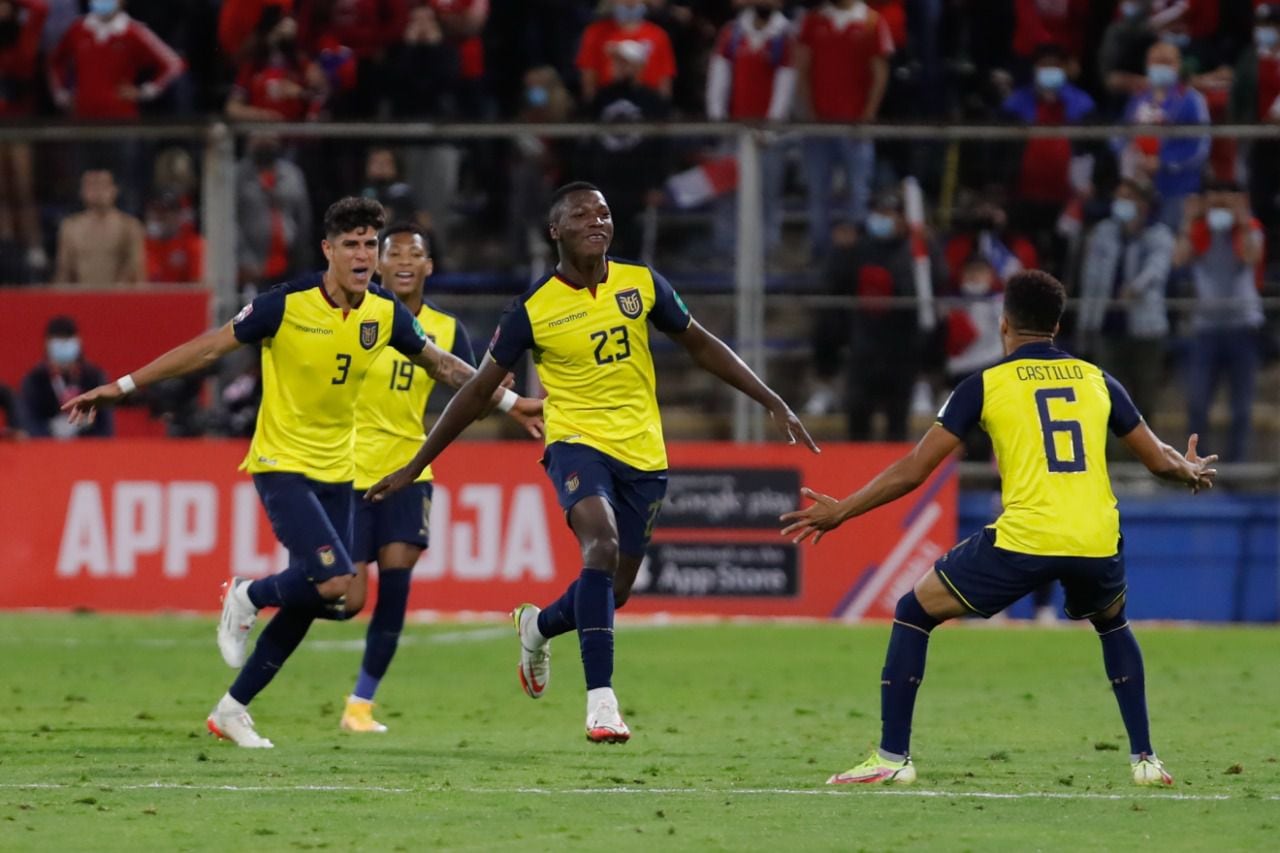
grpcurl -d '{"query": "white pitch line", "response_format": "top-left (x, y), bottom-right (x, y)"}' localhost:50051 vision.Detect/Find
top-left (0, 627), bottom-right (510, 651)
top-left (1, 782), bottom-right (1273, 802)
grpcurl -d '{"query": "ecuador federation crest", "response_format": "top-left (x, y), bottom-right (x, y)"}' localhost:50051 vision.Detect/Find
top-left (615, 288), bottom-right (643, 319)
top-left (359, 320), bottom-right (379, 350)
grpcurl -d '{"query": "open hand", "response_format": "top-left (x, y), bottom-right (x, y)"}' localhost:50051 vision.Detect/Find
top-left (60, 382), bottom-right (126, 427)
top-left (365, 466), bottom-right (418, 503)
top-left (779, 487), bottom-right (845, 544)
top-left (770, 405), bottom-right (821, 454)
top-left (1184, 433), bottom-right (1218, 494)
top-left (509, 396), bottom-right (544, 439)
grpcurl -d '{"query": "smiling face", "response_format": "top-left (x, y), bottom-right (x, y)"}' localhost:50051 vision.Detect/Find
top-left (549, 190), bottom-right (614, 259)
top-left (379, 231), bottom-right (432, 300)
top-left (322, 226), bottom-right (380, 297)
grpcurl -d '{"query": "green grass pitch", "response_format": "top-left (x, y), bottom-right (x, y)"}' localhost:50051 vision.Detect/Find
top-left (1, 613), bottom-right (1277, 851)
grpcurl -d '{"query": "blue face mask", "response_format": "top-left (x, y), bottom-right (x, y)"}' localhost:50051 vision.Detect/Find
top-left (89, 0), bottom-right (119, 17)
top-left (613, 3), bottom-right (646, 25)
top-left (526, 85), bottom-right (549, 108)
top-left (1111, 198), bottom-right (1138, 223)
top-left (865, 213), bottom-right (896, 239)
top-left (1120, 1), bottom-right (1142, 19)
top-left (1206, 207), bottom-right (1235, 232)
top-left (1147, 64), bottom-right (1178, 89)
top-left (1256, 27), bottom-right (1279, 50)
top-left (48, 337), bottom-right (81, 366)
top-left (1035, 66), bottom-right (1066, 91)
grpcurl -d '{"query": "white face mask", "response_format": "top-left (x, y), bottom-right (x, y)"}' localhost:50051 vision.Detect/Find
top-left (47, 337), bottom-right (81, 365)
top-left (960, 277), bottom-right (992, 296)
top-left (1206, 207), bottom-right (1235, 232)
top-left (1112, 198), bottom-right (1139, 224)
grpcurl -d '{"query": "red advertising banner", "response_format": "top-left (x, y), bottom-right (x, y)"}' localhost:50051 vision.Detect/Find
top-left (0, 440), bottom-right (955, 620)
top-left (2, 287), bottom-right (213, 437)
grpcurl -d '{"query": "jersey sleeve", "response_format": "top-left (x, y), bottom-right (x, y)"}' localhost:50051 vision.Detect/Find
top-left (389, 299), bottom-right (429, 356)
top-left (936, 372), bottom-right (984, 438)
top-left (649, 268), bottom-right (693, 334)
top-left (1105, 372), bottom-right (1143, 436)
top-left (488, 299), bottom-right (535, 369)
top-left (450, 320), bottom-right (476, 368)
top-left (231, 287), bottom-right (287, 344)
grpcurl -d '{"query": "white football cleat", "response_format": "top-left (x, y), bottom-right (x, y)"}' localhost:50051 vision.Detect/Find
top-left (217, 577), bottom-right (258, 669)
top-left (512, 603), bottom-right (550, 699)
top-left (206, 704), bottom-right (274, 749)
top-left (585, 691), bottom-right (630, 744)
top-left (1132, 753), bottom-right (1174, 786)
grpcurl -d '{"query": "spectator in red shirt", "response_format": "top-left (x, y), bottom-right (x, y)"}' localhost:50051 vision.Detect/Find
top-left (0, 0), bottom-right (48, 280)
top-left (706, 0), bottom-right (795, 255)
top-left (144, 193), bottom-right (204, 284)
top-left (797, 0), bottom-right (893, 259)
top-left (48, 0), bottom-right (184, 120)
top-left (1012, 0), bottom-right (1090, 69)
top-left (576, 0), bottom-right (677, 103)
top-left (297, 0), bottom-right (408, 117)
top-left (226, 9), bottom-right (329, 121)
top-left (1230, 3), bottom-right (1280, 232)
top-left (430, 0), bottom-right (488, 117)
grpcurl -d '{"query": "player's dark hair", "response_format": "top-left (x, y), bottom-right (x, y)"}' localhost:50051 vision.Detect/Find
top-left (1003, 270), bottom-right (1065, 335)
top-left (46, 315), bottom-right (78, 338)
top-left (323, 196), bottom-right (386, 238)
top-left (548, 181), bottom-right (602, 225)
top-left (380, 221), bottom-right (431, 255)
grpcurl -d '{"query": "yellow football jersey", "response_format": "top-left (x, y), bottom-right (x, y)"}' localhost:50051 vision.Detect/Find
top-left (353, 300), bottom-right (474, 490)
top-left (489, 259), bottom-right (692, 472)
top-left (937, 342), bottom-right (1143, 557)
top-left (232, 274), bottom-right (429, 483)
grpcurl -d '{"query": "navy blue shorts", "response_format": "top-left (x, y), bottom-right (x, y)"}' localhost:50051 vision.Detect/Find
top-left (934, 528), bottom-right (1127, 620)
top-left (542, 441), bottom-right (667, 558)
top-left (252, 473), bottom-right (356, 583)
top-left (353, 482), bottom-right (433, 564)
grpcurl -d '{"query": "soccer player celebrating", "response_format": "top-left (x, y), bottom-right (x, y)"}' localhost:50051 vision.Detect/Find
top-left (781, 270), bottom-right (1216, 787)
top-left (336, 222), bottom-right (489, 733)
top-left (63, 198), bottom-right (542, 748)
top-left (368, 182), bottom-right (818, 743)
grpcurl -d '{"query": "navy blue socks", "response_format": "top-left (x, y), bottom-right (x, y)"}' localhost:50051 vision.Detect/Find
top-left (536, 579), bottom-right (580, 639)
top-left (229, 606), bottom-right (315, 705)
top-left (1095, 608), bottom-right (1154, 757)
top-left (573, 569), bottom-right (615, 690)
top-left (879, 591), bottom-right (940, 758)
top-left (352, 568), bottom-right (412, 701)
top-left (247, 568), bottom-right (326, 611)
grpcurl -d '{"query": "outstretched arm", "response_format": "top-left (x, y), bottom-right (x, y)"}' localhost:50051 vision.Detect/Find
top-left (62, 322), bottom-right (241, 425)
top-left (366, 356), bottom-right (523, 501)
top-left (670, 320), bottom-right (819, 452)
top-left (405, 332), bottom-right (543, 435)
top-left (1122, 425), bottom-right (1217, 493)
top-left (780, 425), bottom-right (961, 544)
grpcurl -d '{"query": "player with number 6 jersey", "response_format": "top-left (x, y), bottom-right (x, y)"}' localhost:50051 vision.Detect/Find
top-left (366, 182), bottom-right (820, 744)
top-left (781, 270), bottom-right (1217, 789)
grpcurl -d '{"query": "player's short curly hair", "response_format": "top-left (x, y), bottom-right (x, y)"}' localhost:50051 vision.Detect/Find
top-left (323, 196), bottom-right (386, 238)
top-left (1003, 269), bottom-right (1065, 336)
top-left (380, 220), bottom-right (431, 255)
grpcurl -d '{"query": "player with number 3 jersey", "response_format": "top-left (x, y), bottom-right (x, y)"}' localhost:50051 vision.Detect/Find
top-left (367, 182), bottom-right (820, 744)
top-left (781, 270), bottom-right (1217, 788)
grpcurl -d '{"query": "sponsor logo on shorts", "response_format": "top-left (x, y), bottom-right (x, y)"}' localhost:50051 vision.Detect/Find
top-left (317, 545), bottom-right (336, 567)
top-left (565, 473), bottom-right (580, 494)
top-left (615, 288), bottom-right (643, 319)
top-left (360, 321), bottom-right (379, 350)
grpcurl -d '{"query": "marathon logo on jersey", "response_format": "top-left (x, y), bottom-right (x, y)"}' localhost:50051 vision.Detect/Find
top-left (316, 545), bottom-right (336, 567)
top-left (615, 288), bottom-right (643, 319)
top-left (359, 321), bottom-right (379, 350)
top-left (565, 473), bottom-right (580, 494)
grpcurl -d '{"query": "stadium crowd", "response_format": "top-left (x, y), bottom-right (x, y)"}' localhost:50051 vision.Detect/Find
top-left (1, 0), bottom-right (1276, 460)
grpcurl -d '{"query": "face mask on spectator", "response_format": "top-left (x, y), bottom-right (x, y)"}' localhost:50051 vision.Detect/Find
top-left (613, 3), bottom-right (646, 25)
top-left (1146, 63), bottom-right (1178, 89)
top-left (1035, 66), bottom-right (1066, 91)
top-left (1112, 198), bottom-right (1138, 223)
top-left (960, 275), bottom-right (993, 296)
top-left (526, 85), bottom-right (550, 108)
top-left (47, 338), bottom-right (81, 366)
top-left (89, 0), bottom-right (119, 17)
top-left (865, 213), bottom-right (896, 240)
top-left (1119, 1), bottom-right (1142, 18)
top-left (1256, 27), bottom-right (1280, 50)
top-left (1206, 207), bottom-right (1235, 232)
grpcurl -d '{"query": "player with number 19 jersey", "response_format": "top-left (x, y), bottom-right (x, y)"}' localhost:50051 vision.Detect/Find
top-left (937, 341), bottom-right (1140, 558)
top-left (489, 258), bottom-right (691, 473)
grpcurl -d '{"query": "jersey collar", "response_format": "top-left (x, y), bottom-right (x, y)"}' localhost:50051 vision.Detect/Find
top-left (1001, 340), bottom-right (1070, 363)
